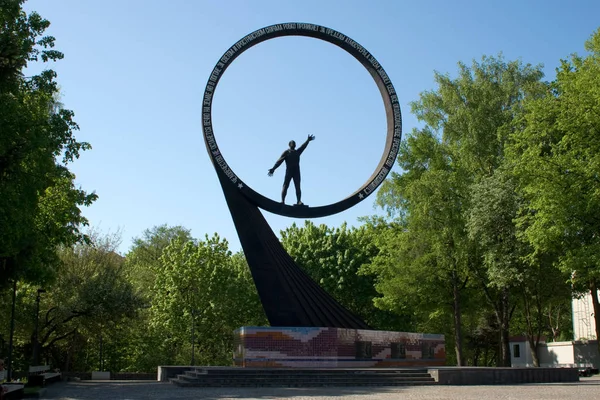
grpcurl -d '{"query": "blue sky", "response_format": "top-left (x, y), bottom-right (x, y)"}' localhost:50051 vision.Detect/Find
top-left (23, 0), bottom-right (600, 253)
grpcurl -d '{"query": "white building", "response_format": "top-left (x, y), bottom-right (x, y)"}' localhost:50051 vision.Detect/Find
top-left (508, 336), bottom-right (536, 367)
top-left (510, 292), bottom-right (599, 369)
top-left (572, 292), bottom-right (598, 340)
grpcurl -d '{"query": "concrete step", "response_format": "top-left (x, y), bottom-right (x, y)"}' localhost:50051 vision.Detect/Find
top-left (182, 371), bottom-right (433, 379)
top-left (176, 376), bottom-right (434, 385)
top-left (184, 369), bottom-right (430, 376)
top-left (171, 367), bottom-right (438, 388)
top-left (172, 373), bottom-right (436, 387)
top-left (170, 377), bottom-right (437, 387)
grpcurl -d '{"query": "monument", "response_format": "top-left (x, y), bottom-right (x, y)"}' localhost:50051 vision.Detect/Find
top-left (202, 23), bottom-right (445, 367)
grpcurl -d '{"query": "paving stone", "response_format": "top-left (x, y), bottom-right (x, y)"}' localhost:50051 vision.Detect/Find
top-left (39, 376), bottom-right (600, 400)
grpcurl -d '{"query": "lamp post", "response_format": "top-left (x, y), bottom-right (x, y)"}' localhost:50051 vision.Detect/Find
top-left (32, 289), bottom-right (46, 365)
top-left (99, 328), bottom-right (103, 371)
top-left (7, 280), bottom-right (17, 381)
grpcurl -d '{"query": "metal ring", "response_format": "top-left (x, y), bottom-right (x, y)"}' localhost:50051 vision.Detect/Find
top-left (203, 23), bottom-right (401, 218)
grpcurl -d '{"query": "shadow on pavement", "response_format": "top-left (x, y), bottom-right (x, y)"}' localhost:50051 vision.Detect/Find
top-left (40, 380), bottom-right (408, 400)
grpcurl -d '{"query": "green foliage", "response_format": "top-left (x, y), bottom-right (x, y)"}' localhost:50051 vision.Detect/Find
top-left (363, 221), bottom-right (450, 325)
top-left (125, 225), bottom-right (192, 296)
top-left (467, 169), bottom-right (524, 289)
top-left (509, 28), bottom-right (600, 343)
top-left (38, 231), bottom-right (144, 370)
top-left (0, 231), bottom-right (144, 373)
top-left (0, 0), bottom-right (96, 287)
top-left (411, 56), bottom-right (545, 177)
top-left (372, 54), bottom-right (552, 366)
top-left (0, 281), bottom-right (41, 372)
top-left (467, 169), bottom-right (572, 365)
top-left (369, 127), bottom-right (472, 365)
top-left (149, 234), bottom-right (266, 366)
top-left (114, 225), bottom-right (193, 371)
top-left (280, 221), bottom-right (408, 331)
top-left (510, 28), bottom-right (600, 283)
top-left (0, 0), bottom-right (63, 87)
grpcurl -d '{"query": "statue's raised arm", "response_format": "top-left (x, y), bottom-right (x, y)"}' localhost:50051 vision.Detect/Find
top-left (297, 134), bottom-right (315, 155)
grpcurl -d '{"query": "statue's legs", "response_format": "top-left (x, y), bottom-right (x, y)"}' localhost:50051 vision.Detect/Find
top-left (292, 172), bottom-right (301, 204)
top-left (281, 173), bottom-right (292, 203)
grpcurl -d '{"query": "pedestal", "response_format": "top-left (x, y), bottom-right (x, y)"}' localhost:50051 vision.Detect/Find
top-left (233, 326), bottom-right (445, 368)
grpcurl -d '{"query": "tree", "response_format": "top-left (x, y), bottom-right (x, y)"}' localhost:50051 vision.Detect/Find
top-left (374, 55), bottom-right (546, 366)
top-left (0, 0), bottom-right (96, 287)
top-left (466, 170), bottom-right (524, 365)
top-left (151, 234), bottom-right (266, 366)
top-left (466, 169), bottom-right (571, 366)
top-left (119, 224), bottom-right (193, 371)
top-left (22, 231), bottom-right (144, 371)
top-left (370, 128), bottom-right (472, 366)
top-left (509, 28), bottom-right (600, 346)
top-left (125, 225), bottom-right (192, 295)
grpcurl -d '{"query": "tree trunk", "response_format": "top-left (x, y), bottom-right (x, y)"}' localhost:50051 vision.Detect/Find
top-left (589, 279), bottom-right (600, 355)
top-left (499, 326), bottom-right (510, 367)
top-left (526, 335), bottom-right (540, 367)
top-left (473, 348), bottom-right (480, 366)
top-left (483, 347), bottom-right (489, 366)
top-left (473, 263), bottom-right (512, 367)
top-left (523, 293), bottom-right (540, 366)
top-left (499, 288), bottom-right (512, 367)
top-left (65, 344), bottom-right (71, 373)
top-left (548, 305), bottom-right (561, 341)
top-left (452, 271), bottom-right (465, 366)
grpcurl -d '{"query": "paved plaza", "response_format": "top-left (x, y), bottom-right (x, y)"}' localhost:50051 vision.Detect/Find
top-left (39, 376), bottom-right (600, 400)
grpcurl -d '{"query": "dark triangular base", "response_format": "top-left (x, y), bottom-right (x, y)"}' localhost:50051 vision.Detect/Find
top-left (217, 170), bottom-right (370, 329)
